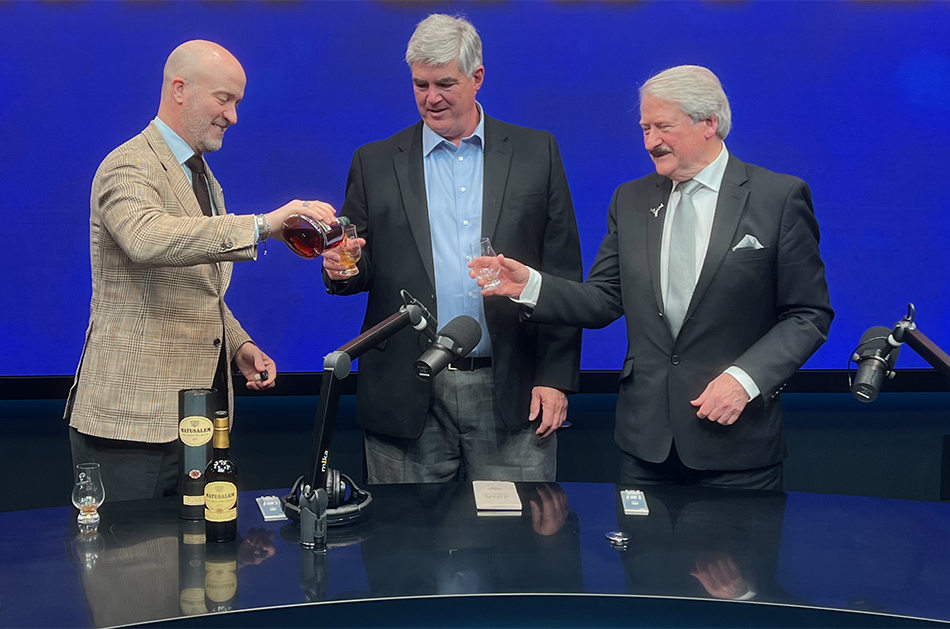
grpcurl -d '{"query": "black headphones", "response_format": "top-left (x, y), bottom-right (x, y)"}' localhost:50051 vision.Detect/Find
top-left (281, 469), bottom-right (372, 527)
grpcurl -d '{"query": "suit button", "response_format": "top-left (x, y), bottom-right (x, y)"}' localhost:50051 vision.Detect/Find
top-left (221, 241), bottom-right (234, 250)
top-left (213, 338), bottom-right (222, 347)
top-left (670, 355), bottom-right (680, 365)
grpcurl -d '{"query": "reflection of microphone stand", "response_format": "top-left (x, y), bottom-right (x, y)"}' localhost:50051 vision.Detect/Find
top-left (279, 521), bottom-right (370, 602)
top-left (283, 291), bottom-right (435, 551)
top-left (300, 547), bottom-right (327, 602)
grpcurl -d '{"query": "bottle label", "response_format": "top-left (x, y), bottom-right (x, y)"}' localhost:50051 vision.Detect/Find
top-left (182, 533), bottom-right (205, 545)
top-left (179, 416), bottom-right (214, 446)
top-left (179, 588), bottom-right (208, 615)
top-left (204, 482), bottom-right (237, 522)
top-left (182, 494), bottom-right (205, 506)
top-left (205, 566), bottom-right (237, 602)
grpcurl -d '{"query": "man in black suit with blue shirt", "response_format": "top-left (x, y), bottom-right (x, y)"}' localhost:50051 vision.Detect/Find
top-left (323, 14), bottom-right (582, 484)
top-left (472, 65), bottom-right (833, 490)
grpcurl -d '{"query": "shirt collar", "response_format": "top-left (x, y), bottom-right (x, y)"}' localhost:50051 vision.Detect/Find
top-left (674, 142), bottom-right (729, 194)
top-left (153, 116), bottom-right (199, 167)
top-left (422, 102), bottom-right (486, 157)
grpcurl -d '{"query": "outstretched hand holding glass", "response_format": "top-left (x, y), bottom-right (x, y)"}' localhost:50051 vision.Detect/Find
top-left (470, 238), bottom-right (501, 291)
top-left (468, 247), bottom-right (532, 298)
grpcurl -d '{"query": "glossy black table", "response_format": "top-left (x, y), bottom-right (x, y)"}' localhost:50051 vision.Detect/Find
top-left (2, 483), bottom-right (949, 628)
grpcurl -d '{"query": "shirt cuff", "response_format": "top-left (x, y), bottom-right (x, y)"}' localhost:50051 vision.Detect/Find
top-left (510, 267), bottom-right (542, 308)
top-left (724, 366), bottom-right (760, 401)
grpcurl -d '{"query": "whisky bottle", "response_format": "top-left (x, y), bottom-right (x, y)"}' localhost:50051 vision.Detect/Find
top-left (204, 410), bottom-right (238, 543)
top-left (282, 215), bottom-right (350, 259)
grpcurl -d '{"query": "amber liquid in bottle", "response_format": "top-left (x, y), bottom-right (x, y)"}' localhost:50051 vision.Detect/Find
top-left (283, 215), bottom-right (350, 259)
top-left (204, 411), bottom-right (237, 543)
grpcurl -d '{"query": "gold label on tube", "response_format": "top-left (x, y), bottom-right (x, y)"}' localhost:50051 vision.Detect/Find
top-left (179, 416), bottom-right (214, 446)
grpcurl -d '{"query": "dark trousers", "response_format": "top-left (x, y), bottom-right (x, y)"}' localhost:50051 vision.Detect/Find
top-left (69, 427), bottom-right (178, 502)
top-left (620, 441), bottom-right (783, 491)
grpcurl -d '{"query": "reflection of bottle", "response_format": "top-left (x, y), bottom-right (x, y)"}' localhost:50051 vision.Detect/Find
top-left (204, 411), bottom-right (237, 543)
top-left (282, 215), bottom-right (351, 259)
top-left (178, 388), bottom-right (215, 520)
top-left (204, 539), bottom-right (239, 612)
top-left (178, 519), bottom-right (208, 615)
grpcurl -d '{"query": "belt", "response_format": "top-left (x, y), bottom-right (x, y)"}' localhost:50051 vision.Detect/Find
top-left (447, 357), bottom-right (492, 371)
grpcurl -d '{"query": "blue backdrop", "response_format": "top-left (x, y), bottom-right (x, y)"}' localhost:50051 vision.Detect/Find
top-left (2, 1), bottom-right (948, 376)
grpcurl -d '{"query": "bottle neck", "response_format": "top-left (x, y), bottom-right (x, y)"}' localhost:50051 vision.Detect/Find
top-left (212, 430), bottom-right (230, 450)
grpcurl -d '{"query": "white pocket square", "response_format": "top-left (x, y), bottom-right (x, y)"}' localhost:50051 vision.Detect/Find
top-left (732, 234), bottom-right (765, 251)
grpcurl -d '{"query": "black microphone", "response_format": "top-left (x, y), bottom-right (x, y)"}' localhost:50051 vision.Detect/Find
top-left (414, 315), bottom-right (482, 380)
top-left (851, 326), bottom-right (902, 403)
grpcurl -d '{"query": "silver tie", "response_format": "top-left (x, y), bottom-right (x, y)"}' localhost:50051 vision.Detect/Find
top-left (666, 179), bottom-right (702, 338)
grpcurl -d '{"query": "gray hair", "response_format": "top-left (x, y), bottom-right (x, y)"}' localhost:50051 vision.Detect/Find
top-left (405, 14), bottom-right (482, 77)
top-left (639, 65), bottom-right (732, 139)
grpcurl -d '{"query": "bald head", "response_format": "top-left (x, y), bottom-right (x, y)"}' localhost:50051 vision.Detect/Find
top-left (158, 40), bottom-right (246, 154)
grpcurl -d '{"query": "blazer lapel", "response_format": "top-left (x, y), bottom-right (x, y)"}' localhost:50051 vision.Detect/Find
top-left (648, 177), bottom-right (673, 317)
top-left (394, 123), bottom-right (435, 287)
top-left (142, 123), bottom-right (203, 218)
top-left (206, 168), bottom-right (226, 216)
top-left (482, 116), bottom-right (511, 240)
top-left (204, 164), bottom-right (229, 290)
top-left (687, 155), bottom-right (749, 320)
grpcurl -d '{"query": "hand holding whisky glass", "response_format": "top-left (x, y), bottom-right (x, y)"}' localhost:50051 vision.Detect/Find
top-left (337, 225), bottom-right (362, 277)
top-left (470, 237), bottom-right (502, 291)
top-left (71, 462), bottom-right (105, 528)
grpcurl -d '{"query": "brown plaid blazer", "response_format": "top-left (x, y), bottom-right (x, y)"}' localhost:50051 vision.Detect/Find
top-left (67, 122), bottom-right (259, 443)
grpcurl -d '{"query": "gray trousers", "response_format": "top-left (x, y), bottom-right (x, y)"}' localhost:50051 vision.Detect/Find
top-left (365, 368), bottom-right (556, 483)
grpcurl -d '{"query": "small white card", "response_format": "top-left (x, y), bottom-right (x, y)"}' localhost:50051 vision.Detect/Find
top-left (473, 480), bottom-right (522, 512)
top-left (256, 495), bottom-right (288, 521)
top-left (621, 489), bottom-right (649, 516)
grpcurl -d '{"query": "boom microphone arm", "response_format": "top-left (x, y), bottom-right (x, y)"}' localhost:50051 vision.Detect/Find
top-left (891, 304), bottom-right (950, 380)
top-left (284, 291), bottom-right (436, 549)
top-left (852, 304), bottom-right (950, 402)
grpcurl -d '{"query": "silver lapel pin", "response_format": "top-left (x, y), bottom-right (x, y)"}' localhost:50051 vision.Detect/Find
top-left (649, 202), bottom-right (664, 218)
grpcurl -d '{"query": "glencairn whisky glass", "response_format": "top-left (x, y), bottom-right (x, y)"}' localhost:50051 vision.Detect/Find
top-left (71, 462), bottom-right (105, 528)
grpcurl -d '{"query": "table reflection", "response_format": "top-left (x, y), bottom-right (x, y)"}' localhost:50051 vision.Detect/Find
top-left (613, 486), bottom-right (796, 604)
top-left (359, 482), bottom-right (582, 596)
top-left (72, 500), bottom-right (276, 627)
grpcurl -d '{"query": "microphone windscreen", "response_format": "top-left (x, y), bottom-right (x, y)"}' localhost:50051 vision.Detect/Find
top-left (856, 326), bottom-right (893, 357)
top-left (438, 315), bottom-right (482, 358)
top-left (859, 326), bottom-right (892, 345)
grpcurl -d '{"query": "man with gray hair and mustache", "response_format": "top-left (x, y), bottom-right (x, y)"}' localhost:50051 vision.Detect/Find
top-left (323, 14), bottom-right (583, 484)
top-left (472, 65), bottom-right (833, 490)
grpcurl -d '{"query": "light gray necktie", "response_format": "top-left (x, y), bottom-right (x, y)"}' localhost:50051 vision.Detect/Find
top-left (666, 179), bottom-right (702, 338)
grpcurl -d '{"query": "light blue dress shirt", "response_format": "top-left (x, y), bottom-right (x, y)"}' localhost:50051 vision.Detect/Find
top-left (423, 105), bottom-right (491, 357)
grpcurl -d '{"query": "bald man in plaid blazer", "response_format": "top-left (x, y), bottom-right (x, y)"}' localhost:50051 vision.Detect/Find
top-left (66, 40), bottom-right (337, 501)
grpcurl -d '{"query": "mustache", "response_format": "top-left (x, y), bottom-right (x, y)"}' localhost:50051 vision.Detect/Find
top-left (649, 146), bottom-right (672, 158)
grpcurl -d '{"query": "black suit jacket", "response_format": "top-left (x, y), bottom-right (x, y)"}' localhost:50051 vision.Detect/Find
top-left (532, 155), bottom-right (833, 470)
top-left (327, 117), bottom-right (583, 439)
